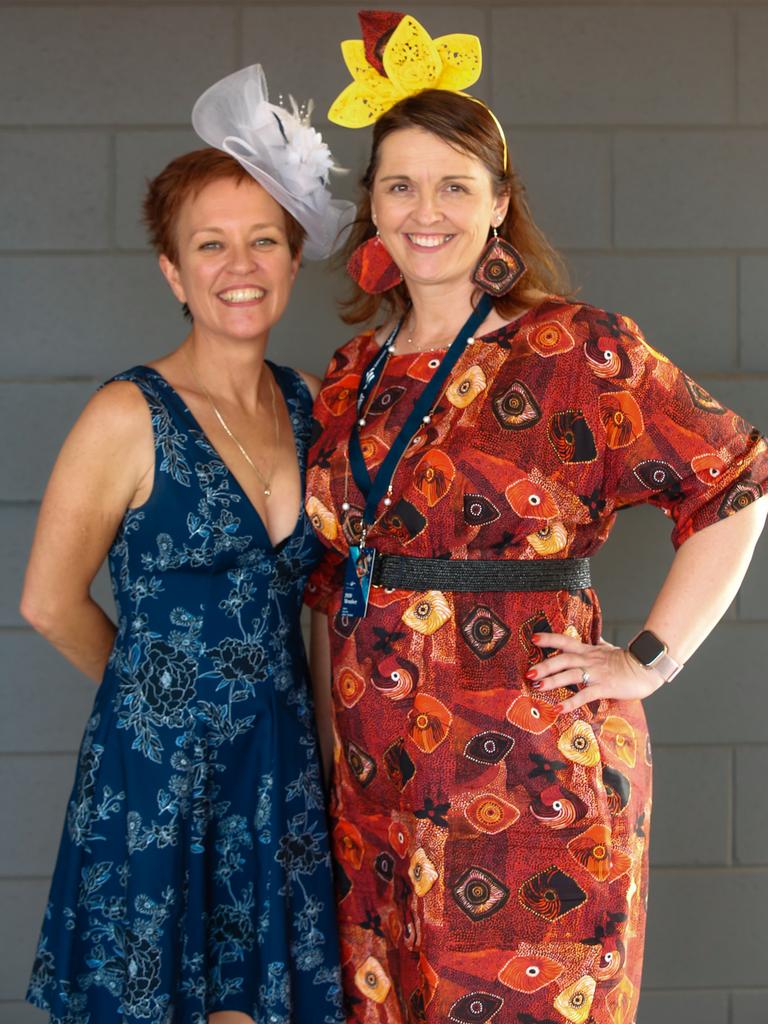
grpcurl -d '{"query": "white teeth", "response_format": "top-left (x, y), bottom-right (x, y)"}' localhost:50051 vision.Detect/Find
top-left (408, 234), bottom-right (453, 248)
top-left (219, 287), bottom-right (265, 302)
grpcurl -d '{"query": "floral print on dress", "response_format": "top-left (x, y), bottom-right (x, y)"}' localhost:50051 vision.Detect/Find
top-left (28, 363), bottom-right (343, 1024)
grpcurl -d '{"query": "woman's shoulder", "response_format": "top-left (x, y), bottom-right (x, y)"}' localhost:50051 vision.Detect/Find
top-left (320, 327), bottom-right (379, 380)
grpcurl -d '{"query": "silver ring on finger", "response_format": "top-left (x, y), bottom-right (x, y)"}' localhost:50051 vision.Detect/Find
top-left (580, 669), bottom-right (591, 686)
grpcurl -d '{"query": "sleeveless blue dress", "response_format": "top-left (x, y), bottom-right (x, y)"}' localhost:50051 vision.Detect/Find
top-left (27, 364), bottom-right (343, 1024)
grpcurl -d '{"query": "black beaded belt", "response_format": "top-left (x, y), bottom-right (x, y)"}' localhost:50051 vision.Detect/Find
top-left (370, 555), bottom-right (592, 592)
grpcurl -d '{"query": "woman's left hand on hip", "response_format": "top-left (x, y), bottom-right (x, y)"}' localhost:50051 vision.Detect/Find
top-left (527, 632), bottom-right (665, 713)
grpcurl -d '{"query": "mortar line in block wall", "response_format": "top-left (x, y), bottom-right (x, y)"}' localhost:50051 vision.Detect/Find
top-left (502, 123), bottom-right (768, 134)
top-left (728, 989), bottom-right (734, 1024)
top-left (643, 984), bottom-right (768, 994)
top-left (2, 247), bottom-right (768, 259)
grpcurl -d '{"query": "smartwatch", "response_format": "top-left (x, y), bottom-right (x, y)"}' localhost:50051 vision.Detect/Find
top-left (627, 630), bottom-right (683, 682)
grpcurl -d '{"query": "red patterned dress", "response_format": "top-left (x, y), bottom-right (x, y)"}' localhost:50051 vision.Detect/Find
top-left (304, 300), bottom-right (768, 1024)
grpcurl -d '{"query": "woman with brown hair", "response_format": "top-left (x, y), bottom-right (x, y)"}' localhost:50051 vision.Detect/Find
top-left (22, 66), bottom-right (350, 1024)
top-left (304, 11), bottom-right (768, 1023)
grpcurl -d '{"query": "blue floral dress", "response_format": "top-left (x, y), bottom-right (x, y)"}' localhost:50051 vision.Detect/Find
top-left (27, 364), bottom-right (344, 1024)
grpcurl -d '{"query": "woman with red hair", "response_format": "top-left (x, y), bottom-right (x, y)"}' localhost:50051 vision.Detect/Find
top-left (22, 67), bottom-right (351, 1024)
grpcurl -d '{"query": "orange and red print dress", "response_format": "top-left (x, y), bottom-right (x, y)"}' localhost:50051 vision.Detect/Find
top-left (304, 299), bottom-right (767, 1024)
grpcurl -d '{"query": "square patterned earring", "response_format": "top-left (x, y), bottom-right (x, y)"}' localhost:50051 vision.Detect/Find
top-left (473, 227), bottom-right (526, 297)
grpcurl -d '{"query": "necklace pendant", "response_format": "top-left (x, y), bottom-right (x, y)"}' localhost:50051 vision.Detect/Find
top-left (264, 487), bottom-right (271, 497)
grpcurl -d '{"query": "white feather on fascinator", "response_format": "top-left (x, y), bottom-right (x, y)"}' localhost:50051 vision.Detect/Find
top-left (192, 65), bottom-right (354, 260)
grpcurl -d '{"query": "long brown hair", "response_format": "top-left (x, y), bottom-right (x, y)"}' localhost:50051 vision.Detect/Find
top-left (338, 89), bottom-right (570, 325)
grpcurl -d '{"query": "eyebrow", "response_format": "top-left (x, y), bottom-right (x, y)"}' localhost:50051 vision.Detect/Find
top-left (190, 222), bottom-right (284, 235)
top-left (378, 174), bottom-right (478, 183)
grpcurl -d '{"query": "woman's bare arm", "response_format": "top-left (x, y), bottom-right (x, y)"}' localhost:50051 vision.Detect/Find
top-left (20, 382), bottom-right (154, 682)
top-left (532, 496), bottom-right (768, 710)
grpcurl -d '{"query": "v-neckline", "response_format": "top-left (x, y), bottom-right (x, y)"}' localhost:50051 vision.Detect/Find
top-left (137, 363), bottom-right (305, 554)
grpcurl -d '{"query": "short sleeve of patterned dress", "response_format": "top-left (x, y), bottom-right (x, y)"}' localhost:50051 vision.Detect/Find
top-left (304, 546), bottom-right (346, 613)
top-left (586, 310), bottom-right (768, 548)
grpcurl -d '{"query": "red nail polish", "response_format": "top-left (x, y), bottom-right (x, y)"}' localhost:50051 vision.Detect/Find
top-left (532, 680), bottom-right (542, 690)
top-left (531, 634), bottom-right (541, 643)
top-left (525, 669), bottom-right (537, 680)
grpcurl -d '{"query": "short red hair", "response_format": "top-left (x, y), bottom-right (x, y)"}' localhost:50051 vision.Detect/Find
top-left (142, 147), bottom-right (306, 264)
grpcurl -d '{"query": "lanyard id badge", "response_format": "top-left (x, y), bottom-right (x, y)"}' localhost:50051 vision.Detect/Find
top-left (343, 293), bottom-right (493, 619)
top-left (340, 544), bottom-right (377, 618)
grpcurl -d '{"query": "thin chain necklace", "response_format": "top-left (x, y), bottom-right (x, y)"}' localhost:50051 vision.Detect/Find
top-left (185, 351), bottom-right (280, 497)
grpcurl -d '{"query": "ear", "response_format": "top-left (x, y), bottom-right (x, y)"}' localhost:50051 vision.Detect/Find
top-left (492, 191), bottom-right (511, 227)
top-left (158, 254), bottom-right (187, 305)
top-left (289, 249), bottom-right (302, 283)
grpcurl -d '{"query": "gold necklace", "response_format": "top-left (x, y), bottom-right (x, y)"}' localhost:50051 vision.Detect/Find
top-left (185, 352), bottom-right (280, 497)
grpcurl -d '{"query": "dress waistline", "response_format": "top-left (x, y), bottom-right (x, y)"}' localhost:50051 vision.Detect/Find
top-left (370, 554), bottom-right (592, 593)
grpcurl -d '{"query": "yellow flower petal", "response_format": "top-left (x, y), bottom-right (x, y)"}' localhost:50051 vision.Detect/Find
top-left (341, 39), bottom-right (382, 83)
top-left (383, 15), bottom-right (442, 95)
top-left (328, 79), bottom-right (400, 128)
top-left (434, 33), bottom-right (482, 91)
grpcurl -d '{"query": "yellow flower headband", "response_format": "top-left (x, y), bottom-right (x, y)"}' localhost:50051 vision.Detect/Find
top-left (328, 10), bottom-right (508, 171)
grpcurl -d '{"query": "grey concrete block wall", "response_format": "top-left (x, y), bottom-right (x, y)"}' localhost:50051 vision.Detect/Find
top-left (0, 3), bottom-right (765, 1023)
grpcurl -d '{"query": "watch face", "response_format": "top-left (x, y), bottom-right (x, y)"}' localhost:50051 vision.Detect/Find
top-left (629, 630), bottom-right (666, 667)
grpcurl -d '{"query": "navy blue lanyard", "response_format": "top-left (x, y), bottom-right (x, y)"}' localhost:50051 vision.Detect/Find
top-left (349, 293), bottom-right (493, 530)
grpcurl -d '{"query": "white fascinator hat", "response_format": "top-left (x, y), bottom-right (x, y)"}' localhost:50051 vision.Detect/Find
top-left (192, 65), bottom-right (355, 260)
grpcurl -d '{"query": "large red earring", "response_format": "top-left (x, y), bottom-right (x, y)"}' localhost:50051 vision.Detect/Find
top-left (346, 232), bottom-right (403, 294)
top-left (473, 228), bottom-right (526, 296)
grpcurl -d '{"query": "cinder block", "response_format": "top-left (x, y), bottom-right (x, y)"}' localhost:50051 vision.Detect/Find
top-left (242, 6), bottom-right (490, 129)
top-left (739, 11), bottom-right (768, 124)
top-left (591, 505), bottom-right (675, 624)
top-left (0, 255), bottom-right (182, 379)
top-left (737, 529), bottom-right (767, 621)
top-left (740, 255), bottom-right (768, 372)
top-left (568, 254), bottom-right (738, 374)
top-left (0, 755), bottom-right (76, 876)
top-left (506, 131), bottom-right (611, 250)
top-left (615, 623), bottom-right (768, 745)
top-left (115, 130), bottom-right (202, 249)
top-left (0, 880), bottom-right (49, 1000)
top-left (491, 9), bottom-right (732, 125)
top-left (0, 1003), bottom-right (46, 1024)
top-left (270, 259), bottom-right (353, 377)
top-left (0, 506), bottom-right (38, 628)
top-left (615, 132), bottom-right (768, 249)
top-left (0, 632), bottom-right (96, 754)
top-left (732, 991), bottom-right (768, 1024)
top-left (694, 377), bottom-right (768, 434)
top-left (644, 868), bottom-right (768, 987)
top-left (0, 133), bottom-right (109, 250)
top-left (638, 990), bottom-right (728, 1024)
top-left (0, 382), bottom-right (96, 501)
top-left (650, 747), bottom-right (731, 866)
top-left (0, 8), bottom-right (236, 124)
top-left (735, 747), bottom-right (768, 865)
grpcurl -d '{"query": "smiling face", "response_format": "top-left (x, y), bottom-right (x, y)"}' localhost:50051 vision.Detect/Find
top-left (159, 175), bottom-right (300, 344)
top-left (370, 127), bottom-right (509, 294)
